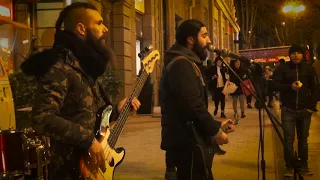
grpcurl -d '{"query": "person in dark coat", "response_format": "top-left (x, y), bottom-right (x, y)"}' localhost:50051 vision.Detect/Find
top-left (206, 56), bottom-right (228, 118)
top-left (160, 19), bottom-right (234, 180)
top-left (20, 3), bottom-right (141, 179)
top-left (274, 44), bottom-right (318, 177)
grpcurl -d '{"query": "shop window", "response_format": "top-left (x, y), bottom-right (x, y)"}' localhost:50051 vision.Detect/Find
top-left (35, 2), bottom-right (64, 48)
top-left (0, 5), bottom-right (10, 17)
top-left (37, 10), bottom-right (61, 27)
top-left (0, 38), bottom-right (9, 49)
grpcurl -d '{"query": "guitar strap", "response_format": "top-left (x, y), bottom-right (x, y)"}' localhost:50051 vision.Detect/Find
top-left (97, 82), bottom-right (120, 122)
top-left (97, 82), bottom-right (113, 106)
top-left (166, 56), bottom-right (205, 87)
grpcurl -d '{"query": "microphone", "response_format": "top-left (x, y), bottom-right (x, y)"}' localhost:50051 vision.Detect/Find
top-left (207, 44), bottom-right (251, 66)
top-left (206, 44), bottom-right (220, 53)
top-left (220, 49), bottom-right (251, 65)
top-left (138, 45), bottom-right (153, 59)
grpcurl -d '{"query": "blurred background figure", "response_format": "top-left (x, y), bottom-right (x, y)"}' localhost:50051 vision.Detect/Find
top-left (206, 56), bottom-right (228, 118)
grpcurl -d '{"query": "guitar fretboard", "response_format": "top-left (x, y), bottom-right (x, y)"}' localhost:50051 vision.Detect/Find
top-left (108, 70), bottom-right (150, 148)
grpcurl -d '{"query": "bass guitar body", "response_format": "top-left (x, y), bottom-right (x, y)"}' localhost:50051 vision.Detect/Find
top-left (79, 105), bottom-right (125, 180)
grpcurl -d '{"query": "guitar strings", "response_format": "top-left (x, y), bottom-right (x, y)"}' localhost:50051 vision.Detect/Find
top-left (104, 69), bottom-right (148, 158)
top-left (109, 69), bottom-right (148, 146)
top-left (102, 69), bottom-right (146, 161)
top-left (102, 69), bottom-right (149, 157)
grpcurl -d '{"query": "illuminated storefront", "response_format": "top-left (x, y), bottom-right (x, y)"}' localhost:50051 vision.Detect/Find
top-left (0, 0), bottom-right (14, 73)
top-left (0, 0), bottom-right (31, 74)
top-left (0, 0), bottom-right (31, 130)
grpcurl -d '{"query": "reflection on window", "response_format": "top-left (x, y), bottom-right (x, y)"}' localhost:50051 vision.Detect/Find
top-left (0, 38), bottom-right (9, 49)
top-left (65, 0), bottom-right (72, 6)
top-left (0, 4), bottom-right (10, 17)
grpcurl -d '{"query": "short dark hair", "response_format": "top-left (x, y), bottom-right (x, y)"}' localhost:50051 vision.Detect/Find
top-left (230, 59), bottom-right (241, 69)
top-left (175, 19), bottom-right (205, 46)
top-left (279, 58), bottom-right (285, 64)
top-left (289, 44), bottom-right (304, 55)
top-left (55, 2), bottom-right (98, 32)
top-left (214, 56), bottom-right (223, 64)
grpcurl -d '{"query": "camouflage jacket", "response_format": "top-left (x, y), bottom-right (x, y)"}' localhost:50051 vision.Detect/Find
top-left (22, 47), bottom-right (115, 179)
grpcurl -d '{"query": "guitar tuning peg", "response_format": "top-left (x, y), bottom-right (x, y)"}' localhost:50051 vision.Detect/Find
top-left (138, 45), bottom-right (153, 59)
top-left (145, 45), bottom-right (153, 51)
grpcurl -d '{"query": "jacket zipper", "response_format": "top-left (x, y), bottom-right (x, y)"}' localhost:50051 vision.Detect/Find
top-left (296, 65), bottom-right (299, 109)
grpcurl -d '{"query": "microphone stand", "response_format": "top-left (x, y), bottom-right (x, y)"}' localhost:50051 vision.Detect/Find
top-left (218, 56), bottom-right (304, 180)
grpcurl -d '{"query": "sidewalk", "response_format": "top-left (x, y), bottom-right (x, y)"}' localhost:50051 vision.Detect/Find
top-left (114, 96), bottom-right (277, 180)
top-left (270, 102), bottom-right (320, 180)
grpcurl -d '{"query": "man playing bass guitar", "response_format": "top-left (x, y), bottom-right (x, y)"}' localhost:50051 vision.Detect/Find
top-left (21, 2), bottom-right (141, 179)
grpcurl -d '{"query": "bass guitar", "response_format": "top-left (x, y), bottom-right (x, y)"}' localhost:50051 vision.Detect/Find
top-left (79, 49), bottom-right (160, 180)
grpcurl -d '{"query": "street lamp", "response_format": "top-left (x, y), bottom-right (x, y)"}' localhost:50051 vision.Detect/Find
top-left (282, 0), bottom-right (305, 14)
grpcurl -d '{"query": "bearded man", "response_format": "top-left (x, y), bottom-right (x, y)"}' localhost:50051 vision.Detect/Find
top-left (159, 19), bottom-right (234, 180)
top-left (21, 2), bottom-right (140, 179)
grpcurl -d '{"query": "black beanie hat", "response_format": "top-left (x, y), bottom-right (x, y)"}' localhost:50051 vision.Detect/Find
top-left (289, 44), bottom-right (304, 55)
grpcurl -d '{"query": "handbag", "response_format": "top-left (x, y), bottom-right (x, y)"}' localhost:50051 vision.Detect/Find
top-left (222, 81), bottom-right (238, 95)
top-left (240, 79), bottom-right (255, 96)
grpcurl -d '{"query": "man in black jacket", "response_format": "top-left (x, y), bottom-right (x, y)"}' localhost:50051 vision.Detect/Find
top-left (160, 19), bottom-right (233, 180)
top-left (274, 44), bottom-right (318, 177)
top-left (20, 3), bottom-right (141, 179)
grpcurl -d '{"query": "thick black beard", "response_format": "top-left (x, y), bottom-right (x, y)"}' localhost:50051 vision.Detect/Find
top-left (53, 30), bottom-right (115, 80)
top-left (82, 30), bottom-right (113, 75)
top-left (192, 39), bottom-right (207, 61)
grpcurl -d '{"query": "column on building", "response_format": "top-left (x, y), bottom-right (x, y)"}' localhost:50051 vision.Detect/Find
top-left (224, 16), bottom-right (229, 50)
top-left (192, 0), bottom-right (204, 22)
top-left (164, 0), bottom-right (175, 48)
top-left (218, 9), bottom-right (223, 49)
top-left (213, 4), bottom-right (219, 49)
top-left (208, 0), bottom-right (214, 61)
top-left (142, 0), bottom-right (163, 106)
top-left (112, 0), bottom-right (136, 100)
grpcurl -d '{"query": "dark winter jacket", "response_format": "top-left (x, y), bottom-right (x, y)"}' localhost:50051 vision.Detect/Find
top-left (159, 43), bottom-right (222, 150)
top-left (274, 60), bottom-right (317, 110)
top-left (205, 65), bottom-right (228, 92)
top-left (20, 30), bottom-right (117, 179)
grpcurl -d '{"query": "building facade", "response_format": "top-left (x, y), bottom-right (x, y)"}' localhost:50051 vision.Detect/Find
top-left (8, 0), bottom-right (240, 107)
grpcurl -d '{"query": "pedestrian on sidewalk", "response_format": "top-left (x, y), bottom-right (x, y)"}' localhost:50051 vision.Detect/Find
top-left (159, 19), bottom-right (234, 180)
top-left (229, 59), bottom-right (247, 122)
top-left (206, 56), bottom-right (229, 118)
top-left (264, 66), bottom-right (275, 108)
top-left (274, 44), bottom-right (318, 177)
top-left (245, 68), bottom-right (253, 109)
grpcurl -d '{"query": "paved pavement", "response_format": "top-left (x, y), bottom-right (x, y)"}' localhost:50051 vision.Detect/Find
top-left (270, 102), bottom-right (320, 180)
top-left (112, 97), bottom-right (320, 180)
top-left (114, 97), bottom-right (278, 180)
